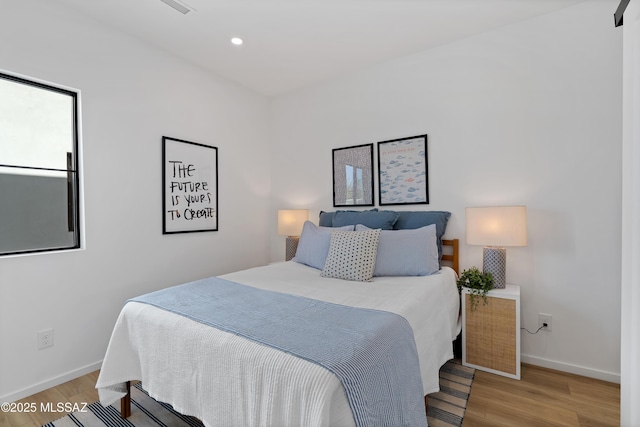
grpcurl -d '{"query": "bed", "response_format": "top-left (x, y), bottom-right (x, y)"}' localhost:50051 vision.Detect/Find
top-left (96, 210), bottom-right (460, 427)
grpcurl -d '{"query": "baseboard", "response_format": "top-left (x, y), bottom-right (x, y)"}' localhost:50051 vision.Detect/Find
top-left (521, 354), bottom-right (620, 384)
top-left (0, 360), bottom-right (102, 404)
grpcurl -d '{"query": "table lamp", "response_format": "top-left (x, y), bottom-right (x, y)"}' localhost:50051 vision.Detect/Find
top-left (277, 209), bottom-right (309, 261)
top-left (466, 206), bottom-right (527, 288)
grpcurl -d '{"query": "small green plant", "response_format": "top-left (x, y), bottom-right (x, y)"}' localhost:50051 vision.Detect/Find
top-left (457, 267), bottom-right (494, 311)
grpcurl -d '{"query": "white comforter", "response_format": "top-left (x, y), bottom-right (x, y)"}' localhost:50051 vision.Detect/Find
top-left (96, 262), bottom-right (459, 427)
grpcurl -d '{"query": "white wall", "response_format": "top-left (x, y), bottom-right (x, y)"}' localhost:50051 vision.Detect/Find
top-left (0, 0), bottom-right (623, 404)
top-left (270, 0), bottom-right (622, 381)
top-left (621, 0), bottom-right (640, 424)
top-left (0, 0), bottom-right (271, 401)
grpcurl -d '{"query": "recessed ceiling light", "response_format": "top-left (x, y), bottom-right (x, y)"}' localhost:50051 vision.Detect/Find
top-left (231, 37), bottom-right (244, 46)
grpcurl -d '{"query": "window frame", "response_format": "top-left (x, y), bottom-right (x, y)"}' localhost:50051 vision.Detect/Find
top-left (0, 70), bottom-right (82, 257)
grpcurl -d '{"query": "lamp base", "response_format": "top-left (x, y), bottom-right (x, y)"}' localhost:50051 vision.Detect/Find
top-left (285, 236), bottom-right (300, 261)
top-left (483, 247), bottom-right (506, 288)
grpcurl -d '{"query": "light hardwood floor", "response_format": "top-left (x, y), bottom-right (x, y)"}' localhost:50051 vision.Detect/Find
top-left (464, 364), bottom-right (620, 426)
top-left (0, 371), bottom-right (99, 427)
top-left (1, 364), bottom-right (619, 427)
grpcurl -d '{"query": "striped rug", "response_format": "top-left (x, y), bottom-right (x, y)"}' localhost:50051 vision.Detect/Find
top-left (42, 383), bottom-right (203, 427)
top-left (44, 359), bottom-right (474, 427)
top-left (427, 359), bottom-right (475, 427)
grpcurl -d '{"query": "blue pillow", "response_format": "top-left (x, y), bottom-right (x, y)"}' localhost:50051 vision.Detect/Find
top-left (292, 221), bottom-right (354, 269)
top-left (393, 211), bottom-right (451, 260)
top-left (356, 224), bottom-right (439, 276)
top-left (319, 209), bottom-right (378, 227)
top-left (332, 210), bottom-right (398, 230)
top-left (319, 211), bottom-right (334, 227)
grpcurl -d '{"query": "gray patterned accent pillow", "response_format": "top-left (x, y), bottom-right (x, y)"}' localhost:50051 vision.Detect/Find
top-left (321, 229), bottom-right (381, 282)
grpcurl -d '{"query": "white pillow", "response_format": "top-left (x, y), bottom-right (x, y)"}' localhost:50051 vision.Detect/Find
top-left (292, 221), bottom-right (354, 270)
top-left (355, 224), bottom-right (439, 276)
top-left (321, 229), bottom-right (381, 282)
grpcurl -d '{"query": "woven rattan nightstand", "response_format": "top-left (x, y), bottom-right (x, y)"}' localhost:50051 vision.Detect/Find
top-left (462, 285), bottom-right (521, 380)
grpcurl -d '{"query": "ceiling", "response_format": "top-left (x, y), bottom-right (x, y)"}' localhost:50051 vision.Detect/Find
top-left (52, 0), bottom-right (587, 97)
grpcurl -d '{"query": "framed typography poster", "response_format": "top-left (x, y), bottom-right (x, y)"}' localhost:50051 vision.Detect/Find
top-left (162, 136), bottom-right (218, 234)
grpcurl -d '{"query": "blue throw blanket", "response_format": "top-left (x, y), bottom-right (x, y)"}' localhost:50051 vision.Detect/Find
top-left (130, 277), bottom-right (427, 427)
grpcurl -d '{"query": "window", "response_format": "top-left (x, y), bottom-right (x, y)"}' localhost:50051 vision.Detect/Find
top-left (0, 71), bottom-right (81, 256)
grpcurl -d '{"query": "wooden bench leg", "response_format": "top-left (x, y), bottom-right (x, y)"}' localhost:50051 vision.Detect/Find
top-left (120, 381), bottom-right (131, 418)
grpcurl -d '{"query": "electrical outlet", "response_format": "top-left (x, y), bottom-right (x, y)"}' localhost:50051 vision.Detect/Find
top-left (538, 313), bottom-right (552, 332)
top-left (38, 328), bottom-right (54, 349)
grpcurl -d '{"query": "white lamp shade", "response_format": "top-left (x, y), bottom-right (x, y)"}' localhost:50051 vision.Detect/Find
top-left (466, 206), bottom-right (527, 247)
top-left (277, 209), bottom-right (308, 236)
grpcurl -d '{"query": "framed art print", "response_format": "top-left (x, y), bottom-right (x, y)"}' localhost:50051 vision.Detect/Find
top-left (378, 134), bottom-right (428, 206)
top-left (332, 143), bottom-right (374, 207)
top-left (162, 136), bottom-right (218, 234)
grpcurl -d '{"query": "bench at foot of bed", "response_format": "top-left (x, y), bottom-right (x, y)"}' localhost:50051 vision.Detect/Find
top-left (119, 383), bottom-right (431, 421)
top-left (120, 381), bottom-right (131, 418)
